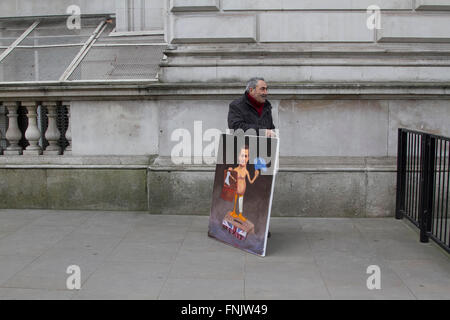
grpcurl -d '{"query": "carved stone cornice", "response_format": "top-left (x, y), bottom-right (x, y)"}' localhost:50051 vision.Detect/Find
top-left (0, 81), bottom-right (449, 100)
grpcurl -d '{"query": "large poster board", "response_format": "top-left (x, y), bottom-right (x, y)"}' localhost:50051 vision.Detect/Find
top-left (208, 134), bottom-right (279, 256)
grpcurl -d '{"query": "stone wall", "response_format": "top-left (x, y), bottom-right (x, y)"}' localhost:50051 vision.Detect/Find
top-left (162, 0), bottom-right (450, 83)
top-left (1, 1), bottom-right (450, 216)
top-left (67, 99), bottom-right (450, 158)
top-left (0, 155), bottom-right (396, 217)
top-left (166, 0), bottom-right (450, 44)
top-left (4, 97), bottom-right (447, 217)
top-left (0, 0), bottom-right (115, 17)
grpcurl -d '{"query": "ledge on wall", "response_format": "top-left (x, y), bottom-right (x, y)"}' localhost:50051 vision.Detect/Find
top-left (1, 81), bottom-right (450, 100)
top-left (0, 155), bottom-right (396, 172)
top-left (148, 156), bottom-right (397, 173)
top-left (0, 155), bottom-right (156, 169)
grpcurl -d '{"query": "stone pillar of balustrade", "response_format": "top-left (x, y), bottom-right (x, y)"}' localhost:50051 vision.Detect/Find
top-left (43, 102), bottom-right (61, 155)
top-left (22, 101), bottom-right (42, 156)
top-left (4, 102), bottom-right (23, 155)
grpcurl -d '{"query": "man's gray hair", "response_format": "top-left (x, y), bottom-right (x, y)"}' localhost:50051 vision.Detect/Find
top-left (245, 77), bottom-right (265, 92)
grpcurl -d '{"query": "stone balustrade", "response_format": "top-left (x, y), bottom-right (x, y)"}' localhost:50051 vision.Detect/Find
top-left (0, 101), bottom-right (71, 156)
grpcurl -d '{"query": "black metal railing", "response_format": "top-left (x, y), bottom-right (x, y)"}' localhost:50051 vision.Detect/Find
top-left (396, 128), bottom-right (449, 253)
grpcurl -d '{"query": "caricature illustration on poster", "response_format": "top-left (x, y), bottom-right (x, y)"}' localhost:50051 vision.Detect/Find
top-left (208, 133), bottom-right (279, 256)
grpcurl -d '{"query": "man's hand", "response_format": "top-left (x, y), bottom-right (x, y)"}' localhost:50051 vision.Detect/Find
top-left (265, 129), bottom-right (276, 138)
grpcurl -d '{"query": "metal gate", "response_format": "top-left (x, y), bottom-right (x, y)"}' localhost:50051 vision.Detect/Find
top-left (396, 128), bottom-right (449, 253)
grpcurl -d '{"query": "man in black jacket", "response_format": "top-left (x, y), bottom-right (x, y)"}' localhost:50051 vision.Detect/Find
top-left (228, 77), bottom-right (276, 138)
top-left (227, 77), bottom-right (276, 238)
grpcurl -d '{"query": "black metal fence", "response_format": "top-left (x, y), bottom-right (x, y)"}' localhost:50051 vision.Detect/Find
top-left (396, 128), bottom-right (449, 253)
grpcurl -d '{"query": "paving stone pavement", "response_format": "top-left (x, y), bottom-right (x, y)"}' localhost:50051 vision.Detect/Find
top-left (0, 209), bottom-right (449, 300)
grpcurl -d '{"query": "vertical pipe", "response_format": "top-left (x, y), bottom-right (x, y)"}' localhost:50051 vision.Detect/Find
top-left (419, 134), bottom-right (429, 243)
top-left (396, 129), bottom-right (406, 219)
top-left (445, 140), bottom-right (449, 247)
top-left (412, 133), bottom-right (415, 221)
top-left (401, 131), bottom-right (408, 217)
top-left (405, 133), bottom-right (410, 218)
top-left (439, 140), bottom-right (447, 241)
top-left (417, 134), bottom-right (422, 223)
top-left (410, 133), bottom-right (414, 220)
top-left (436, 140), bottom-right (443, 238)
top-left (413, 134), bottom-right (418, 222)
top-left (433, 137), bottom-right (439, 235)
top-left (427, 137), bottom-right (436, 236)
top-left (407, 133), bottom-right (413, 219)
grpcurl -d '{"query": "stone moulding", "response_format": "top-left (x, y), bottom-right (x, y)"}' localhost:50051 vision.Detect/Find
top-left (0, 155), bottom-right (396, 172)
top-left (0, 81), bottom-right (450, 101)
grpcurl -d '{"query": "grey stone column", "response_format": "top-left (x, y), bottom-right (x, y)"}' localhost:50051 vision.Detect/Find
top-left (22, 101), bottom-right (42, 156)
top-left (43, 102), bottom-right (61, 155)
top-left (63, 102), bottom-right (72, 155)
top-left (4, 102), bottom-right (23, 155)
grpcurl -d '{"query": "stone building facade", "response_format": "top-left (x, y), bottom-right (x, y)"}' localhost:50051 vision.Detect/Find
top-left (0, 0), bottom-right (449, 217)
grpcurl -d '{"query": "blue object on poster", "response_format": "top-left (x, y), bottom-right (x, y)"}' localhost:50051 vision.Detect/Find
top-left (254, 157), bottom-right (267, 172)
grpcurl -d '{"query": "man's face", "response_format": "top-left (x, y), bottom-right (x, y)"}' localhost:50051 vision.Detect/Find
top-left (239, 148), bottom-right (249, 167)
top-left (249, 80), bottom-right (268, 104)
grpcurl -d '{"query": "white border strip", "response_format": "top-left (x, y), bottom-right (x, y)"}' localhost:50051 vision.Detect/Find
top-left (262, 136), bottom-right (280, 257)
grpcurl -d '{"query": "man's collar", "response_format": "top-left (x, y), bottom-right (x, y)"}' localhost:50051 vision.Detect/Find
top-left (244, 92), bottom-right (271, 109)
